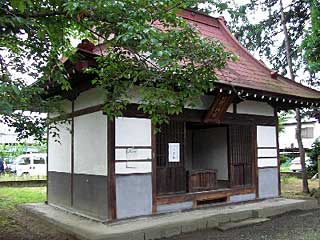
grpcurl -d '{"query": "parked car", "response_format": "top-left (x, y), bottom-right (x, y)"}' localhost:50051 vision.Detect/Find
top-left (13, 153), bottom-right (47, 176)
top-left (6, 158), bottom-right (17, 173)
top-left (289, 157), bottom-right (313, 172)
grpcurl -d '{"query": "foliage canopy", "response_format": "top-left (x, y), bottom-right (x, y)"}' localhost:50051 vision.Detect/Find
top-left (0, 0), bottom-right (237, 139)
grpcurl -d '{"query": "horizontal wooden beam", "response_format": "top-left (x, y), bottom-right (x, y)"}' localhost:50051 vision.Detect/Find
top-left (67, 103), bottom-right (276, 126)
top-left (156, 187), bottom-right (255, 205)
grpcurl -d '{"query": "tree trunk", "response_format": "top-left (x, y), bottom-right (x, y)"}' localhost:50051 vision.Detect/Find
top-left (279, 0), bottom-right (309, 193)
top-left (295, 109), bottom-right (309, 193)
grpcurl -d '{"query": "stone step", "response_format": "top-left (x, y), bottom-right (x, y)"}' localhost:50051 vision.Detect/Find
top-left (217, 218), bottom-right (270, 231)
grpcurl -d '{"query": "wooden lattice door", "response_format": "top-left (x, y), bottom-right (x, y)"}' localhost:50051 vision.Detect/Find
top-left (229, 125), bottom-right (256, 188)
top-left (156, 121), bottom-right (186, 195)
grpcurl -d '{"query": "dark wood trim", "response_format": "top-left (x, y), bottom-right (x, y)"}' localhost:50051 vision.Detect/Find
top-left (257, 147), bottom-right (277, 149)
top-left (275, 109), bottom-right (281, 196)
top-left (121, 104), bottom-right (277, 126)
top-left (107, 118), bottom-right (117, 220)
top-left (115, 146), bottom-right (152, 149)
top-left (156, 187), bottom-right (256, 205)
top-left (46, 128), bottom-right (49, 204)
top-left (115, 159), bottom-right (152, 162)
top-left (223, 113), bottom-right (277, 126)
top-left (116, 172), bottom-right (152, 176)
top-left (258, 156), bottom-right (278, 159)
top-left (71, 100), bottom-right (75, 206)
top-left (252, 125), bottom-right (259, 199)
top-left (151, 125), bottom-right (157, 214)
top-left (283, 120), bottom-right (317, 126)
top-left (258, 166), bottom-right (278, 169)
top-left (226, 126), bottom-right (231, 187)
top-left (69, 104), bottom-right (102, 118)
top-left (215, 83), bottom-right (320, 110)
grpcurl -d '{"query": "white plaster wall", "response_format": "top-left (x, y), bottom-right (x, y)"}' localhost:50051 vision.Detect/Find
top-left (258, 158), bottom-right (278, 167)
top-left (74, 111), bottom-right (108, 176)
top-left (185, 95), bottom-right (214, 110)
top-left (279, 122), bottom-right (320, 149)
top-left (237, 101), bottom-right (274, 116)
top-left (49, 100), bottom-right (72, 118)
top-left (115, 162), bottom-right (152, 174)
top-left (74, 88), bottom-right (105, 111)
top-left (192, 127), bottom-right (228, 180)
top-left (257, 126), bottom-right (277, 148)
top-left (115, 117), bottom-right (152, 174)
top-left (115, 149), bottom-right (151, 160)
top-left (48, 122), bottom-right (71, 173)
top-left (226, 103), bottom-right (233, 113)
top-left (257, 125), bottom-right (278, 167)
top-left (115, 117), bottom-right (151, 147)
top-left (258, 148), bottom-right (277, 157)
top-left (185, 95), bottom-right (233, 112)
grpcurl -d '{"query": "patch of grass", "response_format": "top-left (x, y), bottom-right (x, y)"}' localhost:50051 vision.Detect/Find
top-left (0, 187), bottom-right (46, 209)
top-left (0, 173), bottom-right (46, 182)
top-left (303, 230), bottom-right (320, 240)
top-left (280, 166), bottom-right (290, 172)
top-left (281, 176), bottom-right (318, 199)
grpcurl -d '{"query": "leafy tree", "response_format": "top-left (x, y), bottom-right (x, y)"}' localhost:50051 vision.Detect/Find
top-left (303, 0), bottom-right (320, 75)
top-left (228, 0), bottom-right (318, 193)
top-left (278, 111), bottom-right (292, 133)
top-left (1, 0), bottom-right (235, 139)
top-left (227, 0), bottom-right (312, 79)
top-left (306, 138), bottom-right (320, 177)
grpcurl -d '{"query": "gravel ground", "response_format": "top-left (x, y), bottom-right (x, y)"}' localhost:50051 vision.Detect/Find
top-left (1, 208), bottom-right (320, 240)
top-left (165, 209), bottom-right (320, 240)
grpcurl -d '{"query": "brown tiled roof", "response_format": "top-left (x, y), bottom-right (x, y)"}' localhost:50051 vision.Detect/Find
top-left (73, 10), bottom-right (320, 104)
top-left (178, 10), bottom-right (320, 102)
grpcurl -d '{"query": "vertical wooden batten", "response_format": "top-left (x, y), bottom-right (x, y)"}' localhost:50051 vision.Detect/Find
top-left (107, 117), bottom-right (117, 220)
top-left (253, 125), bottom-right (259, 199)
top-left (274, 108), bottom-right (281, 196)
top-left (46, 127), bottom-right (49, 204)
top-left (71, 100), bottom-right (75, 206)
top-left (151, 125), bottom-right (157, 214)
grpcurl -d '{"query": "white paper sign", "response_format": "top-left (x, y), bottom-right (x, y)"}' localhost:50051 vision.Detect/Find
top-left (168, 143), bottom-right (180, 162)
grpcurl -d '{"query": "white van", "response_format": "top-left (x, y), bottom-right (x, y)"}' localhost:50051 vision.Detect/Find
top-left (14, 153), bottom-right (47, 176)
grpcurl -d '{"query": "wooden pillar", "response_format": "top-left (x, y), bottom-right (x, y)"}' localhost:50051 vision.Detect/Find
top-left (46, 127), bottom-right (49, 204)
top-left (151, 125), bottom-right (157, 214)
top-left (107, 118), bottom-right (117, 220)
top-left (71, 100), bottom-right (75, 206)
top-left (274, 109), bottom-right (281, 196)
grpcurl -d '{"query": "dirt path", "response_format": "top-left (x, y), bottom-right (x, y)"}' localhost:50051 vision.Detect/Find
top-left (0, 209), bottom-right (76, 240)
top-left (165, 209), bottom-right (320, 240)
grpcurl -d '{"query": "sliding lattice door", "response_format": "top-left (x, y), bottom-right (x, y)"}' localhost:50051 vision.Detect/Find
top-left (229, 125), bottom-right (256, 188)
top-left (156, 121), bottom-right (186, 195)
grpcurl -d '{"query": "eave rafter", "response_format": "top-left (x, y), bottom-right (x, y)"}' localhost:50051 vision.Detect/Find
top-left (214, 84), bottom-right (320, 111)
